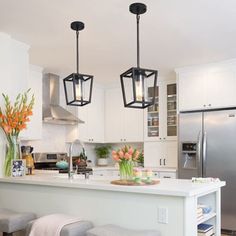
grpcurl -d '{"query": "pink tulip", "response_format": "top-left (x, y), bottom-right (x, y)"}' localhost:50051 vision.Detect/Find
top-left (128, 148), bottom-right (133, 155)
top-left (113, 156), bottom-right (120, 162)
top-left (118, 150), bottom-right (124, 158)
top-left (124, 153), bottom-right (131, 160)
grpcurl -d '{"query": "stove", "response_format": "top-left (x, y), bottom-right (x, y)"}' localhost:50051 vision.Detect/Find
top-left (33, 152), bottom-right (67, 170)
top-left (33, 152), bottom-right (93, 175)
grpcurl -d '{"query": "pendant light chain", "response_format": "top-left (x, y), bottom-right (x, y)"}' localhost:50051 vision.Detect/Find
top-left (136, 14), bottom-right (140, 68)
top-left (76, 30), bottom-right (79, 74)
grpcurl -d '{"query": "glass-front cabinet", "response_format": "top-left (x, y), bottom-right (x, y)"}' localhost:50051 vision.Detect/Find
top-left (147, 87), bottom-right (159, 138)
top-left (167, 84), bottom-right (177, 137)
top-left (144, 80), bottom-right (177, 141)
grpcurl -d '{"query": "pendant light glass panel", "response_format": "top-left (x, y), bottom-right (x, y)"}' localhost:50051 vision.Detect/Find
top-left (120, 67), bottom-right (157, 109)
top-left (63, 73), bottom-right (93, 106)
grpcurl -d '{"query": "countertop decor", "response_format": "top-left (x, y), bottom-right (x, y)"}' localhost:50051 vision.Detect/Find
top-left (112, 145), bottom-right (140, 181)
top-left (0, 90), bottom-right (34, 176)
top-left (94, 144), bottom-right (111, 166)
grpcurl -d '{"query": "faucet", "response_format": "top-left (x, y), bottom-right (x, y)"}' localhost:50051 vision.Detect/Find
top-left (68, 139), bottom-right (85, 179)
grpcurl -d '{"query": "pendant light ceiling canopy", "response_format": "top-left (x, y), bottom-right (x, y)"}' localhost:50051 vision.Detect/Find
top-left (120, 3), bottom-right (158, 109)
top-left (63, 21), bottom-right (93, 107)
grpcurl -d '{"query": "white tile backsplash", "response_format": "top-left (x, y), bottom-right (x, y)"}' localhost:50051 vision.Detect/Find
top-left (22, 123), bottom-right (143, 167)
top-left (22, 123), bottom-right (67, 153)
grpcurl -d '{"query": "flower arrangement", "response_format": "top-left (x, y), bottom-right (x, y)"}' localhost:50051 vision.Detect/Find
top-left (0, 90), bottom-right (34, 176)
top-left (112, 145), bottom-right (140, 180)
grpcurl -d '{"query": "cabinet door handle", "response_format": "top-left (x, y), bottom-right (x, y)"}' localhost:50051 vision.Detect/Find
top-left (164, 159), bottom-right (166, 166)
top-left (208, 104), bottom-right (211, 107)
top-left (121, 139), bottom-right (123, 142)
top-left (159, 138), bottom-right (162, 140)
top-left (160, 159), bottom-right (162, 166)
top-left (163, 137), bottom-right (166, 140)
top-left (124, 139), bottom-right (126, 141)
top-left (163, 176), bottom-right (171, 178)
top-left (203, 105), bottom-right (206, 107)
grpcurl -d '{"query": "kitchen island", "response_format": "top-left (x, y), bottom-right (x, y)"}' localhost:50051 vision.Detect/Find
top-left (0, 171), bottom-right (225, 236)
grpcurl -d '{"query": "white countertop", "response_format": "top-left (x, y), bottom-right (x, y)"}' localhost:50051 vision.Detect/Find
top-left (0, 171), bottom-right (225, 197)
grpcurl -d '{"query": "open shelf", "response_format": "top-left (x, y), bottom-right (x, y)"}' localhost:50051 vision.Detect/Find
top-left (197, 212), bottom-right (216, 225)
top-left (148, 111), bottom-right (159, 114)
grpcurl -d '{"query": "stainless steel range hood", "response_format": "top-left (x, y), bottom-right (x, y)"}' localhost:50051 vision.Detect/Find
top-left (43, 73), bottom-right (83, 125)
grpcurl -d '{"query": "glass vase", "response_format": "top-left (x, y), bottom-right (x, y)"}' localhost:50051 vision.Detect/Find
top-left (4, 135), bottom-right (20, 177)
top-left (119, 161), bottom-right (134, 181)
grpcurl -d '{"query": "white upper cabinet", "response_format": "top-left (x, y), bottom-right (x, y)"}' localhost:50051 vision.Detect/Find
top-left (78, 86), bottom-right (105, 143)
top-left (105, 87), bottom-right (144, 143)
top-left (177, 71), bottom-right (206, 111)
top-left (176, 60), bottom-right (236, 112)
top-left (20, 65), bottom-right (43, 140)
top-left (206, 69), bottom-right (236, 108)
top-left (0, 33), bottom-right (29, 104)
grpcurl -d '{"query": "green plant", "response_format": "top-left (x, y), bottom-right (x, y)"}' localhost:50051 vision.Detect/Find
top-left (95, 145), bottom-right (112, 159)
top-left (137, 150), bottom-right (144, 166)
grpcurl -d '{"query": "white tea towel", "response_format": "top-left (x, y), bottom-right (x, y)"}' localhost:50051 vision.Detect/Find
top-left (29, 214), bottom-right (80, 236)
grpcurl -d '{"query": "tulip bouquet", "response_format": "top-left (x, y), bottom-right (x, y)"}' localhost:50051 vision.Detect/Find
top-left (112, 145), bottom-right (140, 181)
top-left (0, 90), bottom-right (34, 176)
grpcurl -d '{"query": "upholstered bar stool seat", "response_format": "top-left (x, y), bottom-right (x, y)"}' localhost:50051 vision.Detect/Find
top-left (86, 224), bottom-right (161, 236)
top-left (0, 208), bottom-right (36, 236)
top-left (26, 220), bottom-right (93, 236)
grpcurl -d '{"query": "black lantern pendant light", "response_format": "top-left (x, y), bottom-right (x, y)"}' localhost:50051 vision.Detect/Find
top-left (120, 3), bottom-right (158, 109)
top-left (63, 21), bottom-right (93, 106)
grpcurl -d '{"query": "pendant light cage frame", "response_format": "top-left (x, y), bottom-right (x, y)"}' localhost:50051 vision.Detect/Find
top-left (120, 67), bottom-right (157, 109)
top-left (120, 2), bottom-right (158, 109)
top-left (63, 21), bottom-right (93, 107)
top-left (63, 73), bottom-right (93, 106)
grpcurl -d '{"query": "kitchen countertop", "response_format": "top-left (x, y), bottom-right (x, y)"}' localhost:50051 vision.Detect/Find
top-left (0, 171), bottom-right (224, 197)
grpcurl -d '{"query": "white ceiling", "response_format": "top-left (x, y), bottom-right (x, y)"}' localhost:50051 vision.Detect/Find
top-left (1, 0), bottom-right (236, 84)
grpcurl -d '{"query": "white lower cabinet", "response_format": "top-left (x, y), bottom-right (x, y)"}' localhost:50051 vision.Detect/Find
top-left (92, 169), bottom-right (176, 179)
top-left (144, 141), bottom-right (177, 168)
top-left (159, 171), bottom-right (176, 179)
top-left (92, 169), bottom-right (119, 177)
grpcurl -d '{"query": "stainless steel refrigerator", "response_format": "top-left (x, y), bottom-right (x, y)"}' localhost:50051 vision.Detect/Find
top-left (178, 109), bottom-right (236, 232)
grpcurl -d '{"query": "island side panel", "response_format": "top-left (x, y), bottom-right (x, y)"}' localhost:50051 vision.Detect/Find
top-left (0, 182), bottom-right (185, 236)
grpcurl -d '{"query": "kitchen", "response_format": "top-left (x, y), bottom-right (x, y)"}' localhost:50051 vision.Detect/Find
top-left (0, 1), bottom-right (235, 236)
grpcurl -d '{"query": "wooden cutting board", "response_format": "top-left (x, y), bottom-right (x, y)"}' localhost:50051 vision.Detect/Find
top-left (111, 179), bottom-right (160, 186)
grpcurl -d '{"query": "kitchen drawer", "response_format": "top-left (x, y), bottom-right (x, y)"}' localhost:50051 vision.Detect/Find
top-left (92, 170), bottom-right (120, 177)
top-left (152, 171), bottom-right (159, 178)
top-left (92, 170), bottom-right (110, 177)
top-left (159, 171), bottom-right (176, 179)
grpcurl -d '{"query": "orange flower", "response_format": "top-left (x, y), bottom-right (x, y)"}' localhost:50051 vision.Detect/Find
top-left (3, 125), bottom-right (12, 134)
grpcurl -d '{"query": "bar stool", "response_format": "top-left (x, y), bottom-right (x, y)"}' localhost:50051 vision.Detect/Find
top-left (26, 219), bottom-right (93, 236)
top-left (0, 208), bottom-right (36, 236)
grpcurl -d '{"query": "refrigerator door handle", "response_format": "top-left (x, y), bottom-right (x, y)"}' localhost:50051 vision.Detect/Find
top-left (202, 131), bottom-right (207, 177)
top-left (197, 131), bottom-right (202, 176)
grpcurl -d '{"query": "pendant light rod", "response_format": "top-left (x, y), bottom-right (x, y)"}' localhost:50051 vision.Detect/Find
top-left (136, 14), bottom-right (140, 68)
top-left (71, 21), bottom-right (85, 74)
top-left (76, 31), bottom-right (79, 73)
top-left (129, 2), bottom-right (147, 68)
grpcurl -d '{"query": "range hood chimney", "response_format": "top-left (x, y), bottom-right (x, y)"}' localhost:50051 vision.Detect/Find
top-left (43, 73), bottom-right (83, 125)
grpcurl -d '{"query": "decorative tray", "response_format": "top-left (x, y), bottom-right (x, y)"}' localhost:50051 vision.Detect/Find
top-left (110, 179), bottom-right (160, 186)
